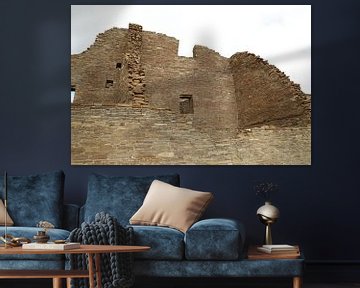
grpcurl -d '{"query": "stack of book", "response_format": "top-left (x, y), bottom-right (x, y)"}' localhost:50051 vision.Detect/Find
top-left (248, 244), bottom-right (300, 259)
top-left (22, 242), bottom-right (80, 250)
top-left (257, 244), bottom-right (299, 254)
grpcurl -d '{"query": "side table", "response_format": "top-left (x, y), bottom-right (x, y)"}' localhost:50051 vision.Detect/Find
top-left (0, 244), bottom-right (150, 288)
top-left (247, 245), bottom-right (303, 288)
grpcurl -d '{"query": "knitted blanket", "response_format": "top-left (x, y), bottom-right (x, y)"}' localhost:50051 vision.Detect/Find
top-left (68, 212), bottom-right (134, 288)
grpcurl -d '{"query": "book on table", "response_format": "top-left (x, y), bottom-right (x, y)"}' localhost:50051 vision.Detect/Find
top-left (257, 244), bottom-right (299, 254)
top-left (248, 245), bottom-right (300, 259)
top-left (22, 242), bottom-right (81, 250)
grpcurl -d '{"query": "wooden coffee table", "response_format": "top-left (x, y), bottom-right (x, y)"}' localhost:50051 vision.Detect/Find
top-left (0, 244), bottom-right (150, 288)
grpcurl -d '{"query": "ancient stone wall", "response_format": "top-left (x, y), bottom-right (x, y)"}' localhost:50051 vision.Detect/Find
top-left (72, 25), bottom-right (311, 129)
top-left (71, 105), bottom-right (311, 165)
top-left (126, 24), bottom-right (147, 106)
top-left (71, 24), bottom-right (311, 165)
top-left (192, 45), bottom-right (237, 131)
top-left (71, 24), bottom-right (310, 130)
top-left (141, 30), bottom-right (181, 110)
top-left (230, 52), bottom-right (310, 128)
top-left (71, 28), bottom-right (129, 104)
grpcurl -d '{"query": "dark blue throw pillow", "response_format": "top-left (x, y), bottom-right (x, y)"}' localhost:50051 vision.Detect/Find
top-left (84, 174), bottom-right (180, 225)
top-left (0, 170), bottom-right (65, 227)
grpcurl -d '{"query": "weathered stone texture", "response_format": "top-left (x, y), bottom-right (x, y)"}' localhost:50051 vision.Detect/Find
top-left (71, 105), bottom-right (311, 165)
top-left (126, 24), bottom-right (147, 106)
top-left (192, 45), bottom-right (237, 131)
top-left (71, 28), bottom-right (130, 104)
top-left (71, 23), bottom-right (311, 165)
top-left (230, 52), bottom-right (310, 128)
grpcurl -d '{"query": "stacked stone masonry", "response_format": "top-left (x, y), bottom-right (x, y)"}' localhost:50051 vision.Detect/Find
top-left (71, 23), bottom-right (311, 165)
top-left (71, 105), bottom-right (310, 165)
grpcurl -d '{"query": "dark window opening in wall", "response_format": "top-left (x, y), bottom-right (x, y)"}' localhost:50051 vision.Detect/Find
top-left (116, 63), bottom-right (122, 69)
top-left (179, 95), bottom-right (194, 114)
top-left (105, 80), bottom-right (114, 88)
top-left (71, 85), bottom-right (76, 103)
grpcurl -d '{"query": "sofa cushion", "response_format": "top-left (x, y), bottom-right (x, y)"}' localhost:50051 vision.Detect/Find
top-left (84, 174), bottom-right (180, 225)
top-left (184, 218), bottom-right (245, 260)
top-left (130, 225), bottom-right (184, 260)
top-left (0, 199), bottom-right (14, 226)
top-left (130, 180), bottom-right (213, 233)
top-left (0, 227), bottom-right (70, 261)
top-left (0, 260), bottom-right (65, 270)
top-left (0, 170), bottom-right (64, 227)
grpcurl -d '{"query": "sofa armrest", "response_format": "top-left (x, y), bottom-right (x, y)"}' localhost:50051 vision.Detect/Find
top-left (184, 218), bottom-right (245, 260)
top-left (63, 204), bottom-right (80, 231)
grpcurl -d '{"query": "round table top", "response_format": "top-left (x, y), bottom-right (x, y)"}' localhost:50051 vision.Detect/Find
top-left (0, 244), bottom-right (150, 255)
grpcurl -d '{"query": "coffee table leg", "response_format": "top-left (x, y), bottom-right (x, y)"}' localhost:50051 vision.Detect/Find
top-left (293, 276), bottom-right (302, 288)
top-left (95, 253), bottom-right (102, 288)
top-left (88, 253), bottom-right (95, 288)
top-left (66, 277), bottom-right (72, 288)
top-left (52, 278), bottom-right (62, 288)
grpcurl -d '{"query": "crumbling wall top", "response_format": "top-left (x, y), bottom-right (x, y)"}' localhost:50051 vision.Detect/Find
top-left (129, 23), bottom-right (142, 31)
top-left (230, 52), bottom-right (305, 97)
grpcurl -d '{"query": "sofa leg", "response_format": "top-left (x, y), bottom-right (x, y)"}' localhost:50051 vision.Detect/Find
top-left (293, 276), bottom-right (302, 288)
top-left (53, 278), bottom-right (62, 288)
top-left (67, 277), bottom-right (72, 288)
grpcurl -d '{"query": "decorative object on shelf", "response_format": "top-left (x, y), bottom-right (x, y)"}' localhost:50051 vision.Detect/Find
top-left (33, 230), bottom-right (50, 243)
top-left (0, 234), bottom-right (31, 247)
top-left (254, 181), bottom-right (279, 201)
top-left (33, 220), bottom-right (55, 243)
top-left (54, 239), bottom-right (66, 244)
top-left (254, 181), bottom-right (280, 245)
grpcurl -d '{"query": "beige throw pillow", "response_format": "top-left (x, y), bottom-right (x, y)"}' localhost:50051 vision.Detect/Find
top-left (130, 180), bottom-right (213, 233)
top-left (0, 199), bottom-right (14, 226)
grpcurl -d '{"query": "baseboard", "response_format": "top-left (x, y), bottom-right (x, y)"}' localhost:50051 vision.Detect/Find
top-left (305, 261), bottom-right (360, 282)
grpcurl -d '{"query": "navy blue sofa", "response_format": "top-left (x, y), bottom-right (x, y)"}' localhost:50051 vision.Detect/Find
top-left (0, 171), bottom-right (303, 287)
top-left (80, 173), bottom-right (304, 283)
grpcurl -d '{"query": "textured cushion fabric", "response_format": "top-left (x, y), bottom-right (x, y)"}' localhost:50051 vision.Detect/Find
top-left (0, 260), bottom-right (65, 270)
top-left (185, 218), bottom-right (244, 260)
top-left (0, 199), bottom-right (14, 226)
top-left (62, 203), bottom-right (80, 231)
top-left (0, 227), bottom-right (69, 261)
top-left (133, 258), bottom-right (304, 277)
top-left (0, 170), bottom-right (64, 227)
top-left (84, 174), bottom-right (180, 225)
top-left (130, 225), bottom-right (184, 260)
top-left (130, 180), bottom-right (213, 233)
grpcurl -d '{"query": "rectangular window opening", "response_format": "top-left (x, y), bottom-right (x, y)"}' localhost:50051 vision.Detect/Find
top-left (71, 85), bottom-right (76, 103)
top-left (179, 94), bottom-right (194, 114)
top-left (105, 80), bottom-right (114, 88)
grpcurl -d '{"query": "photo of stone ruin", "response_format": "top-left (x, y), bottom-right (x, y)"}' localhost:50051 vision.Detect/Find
top-left (71, 23), bottom-right (311, 165)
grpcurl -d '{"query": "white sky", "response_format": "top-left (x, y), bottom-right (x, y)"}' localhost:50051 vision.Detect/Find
top-left (71, 5), bottom-right (311, 94)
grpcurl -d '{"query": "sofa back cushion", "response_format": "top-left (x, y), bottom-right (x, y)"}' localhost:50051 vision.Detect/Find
top-left (84, 174), bottom-right (180, 225)
top-left (0, 170), bottom-right (64, 227)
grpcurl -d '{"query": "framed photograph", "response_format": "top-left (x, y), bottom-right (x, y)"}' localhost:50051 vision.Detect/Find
top-left (71, 5), bottom-right (311, 165)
